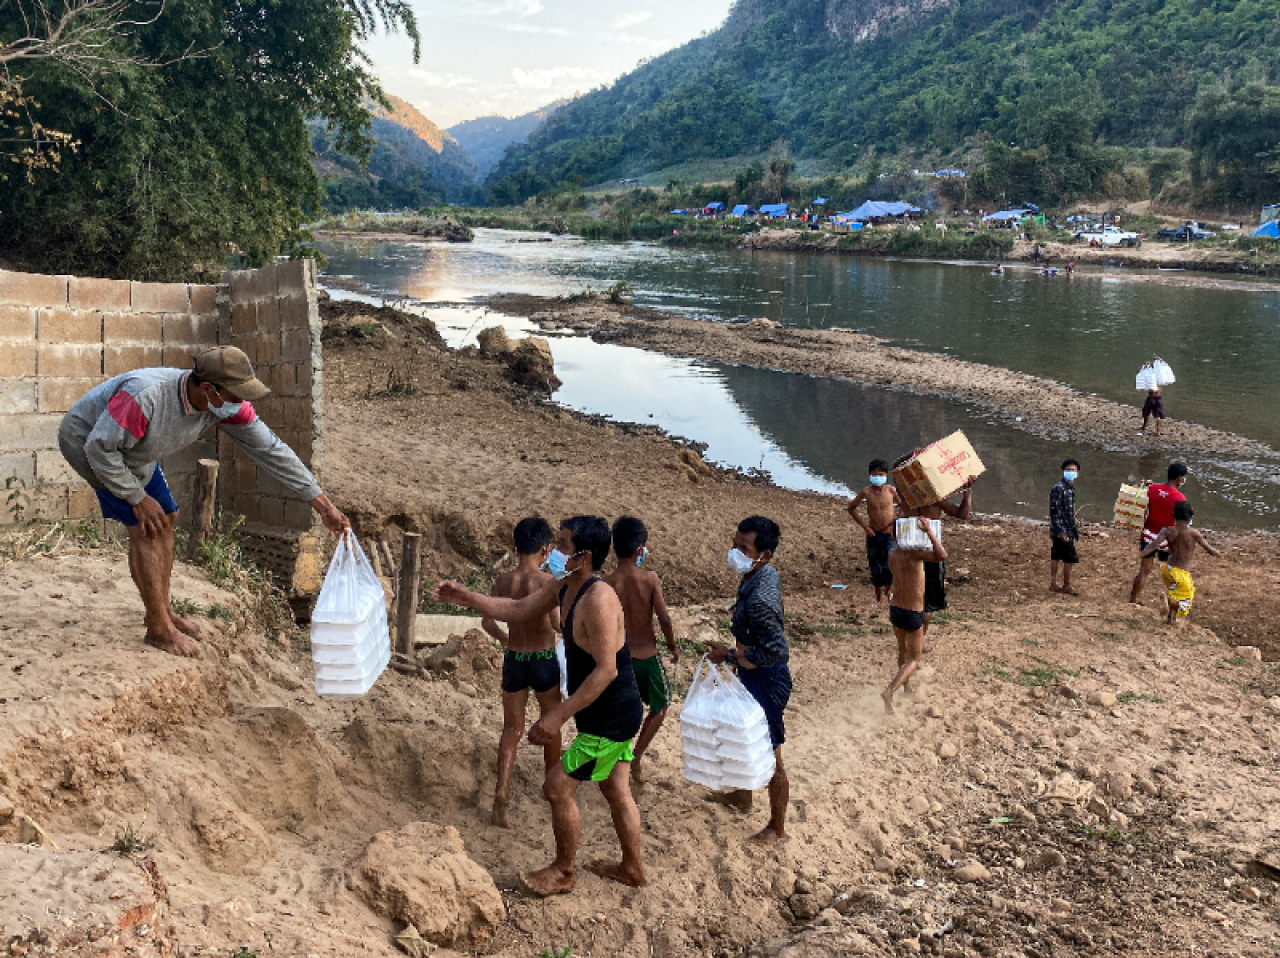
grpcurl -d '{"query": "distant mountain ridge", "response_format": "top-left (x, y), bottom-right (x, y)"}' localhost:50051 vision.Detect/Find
top-left (487, 0), bottom-right (1280, 199)
top-left (448, 101), bottom-right (565, 179)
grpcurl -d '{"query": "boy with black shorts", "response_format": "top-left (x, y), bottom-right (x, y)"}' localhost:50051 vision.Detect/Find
top-left (884, 519), bottom-right (947, 714)
top-left (848, 459), bottom-right (902, 610)
top-left (605, 517), bottom-right (678, 781)
top-left (1049, 459), bottom-right (1081, 595)
top-left (481, 517), bottom-right (562, 828)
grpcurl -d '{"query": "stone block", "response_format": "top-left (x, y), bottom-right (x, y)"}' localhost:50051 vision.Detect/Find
top-left (161, 345), bottom-right (199, 369)
top-left (258, 495), bottom-right (286, 527)
top-left (35, 450), bottom-right (77, 484)
top-left (189, 284), bottom-right (218, 314)
top-left (68, 276), bottom-right (130, 311)
top-left (256, 333), bottom-right (280, 364)
top-left (39, 344), bottom-right (102, 378)
top-left (253, 264), bottom-right (278, 300)
top-left (0, 269), bottom-right (67, 307)
top-left (271, 363), bottom-right (297, 396)
top-left (162, 312), bottom-right (218, 347)
top-left (0, 380), bottom-right (37, 415)
top-left (257, 470), bottom-right (286, 498)
top-left (0, 413), bottom-right (61, 451)
top-left (37, 308), bottom-right (102, 344)
top-left (278, 296), bottom-right (310, 331)
top-left (0, 452), bottom-right (36, 485)
top-left (67, 483), bottom-right (99, 518)
top-left (0, 343), bottom-right (37, 377)
top-left (231, 301), bottom-right (257, 336)
top-left (257, 298), bottom-right (281, 334)
top-left (225, 269), bottom-right (255, 304)
top-left (38, 378), bottom-right (101, 413)
top-left (23, 484), bottom-right (68, 522)
top-left (104, 311), bottom-right (162, 343)
top-left (275, 258), bottom-right (309, 296)
top-left (284, 498), bottom-right (314, 531)
top-left (105, 344), bottom-right (162, 376)
top-left (281, 399), bottom-right (312, 430)
top-left (0, 305), bottom-right (37, 340)
top-left (297, 361), bottom-right (314, 396)
top-left (234, 492), bottom-right (262, 524)
top-left (236, 337), bottom-right (258, 365)
top-left (131, 281), bottom-right (189, 313)
top-left (236, 461), bottom-right (258, 494)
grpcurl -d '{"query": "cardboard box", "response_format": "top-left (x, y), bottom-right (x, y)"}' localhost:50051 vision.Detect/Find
top-left (892, 430), bottom-right (985, 510)
top-left (1113, 483), bottom-right (1148, 531)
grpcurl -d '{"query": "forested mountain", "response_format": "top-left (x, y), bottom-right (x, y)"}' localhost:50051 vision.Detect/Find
top-left (313, 95), bottom-right (482, 209)
top-left (449, 101), bottom-right (564, 179)
top-left (488, 0), bottom-right (1280, 204)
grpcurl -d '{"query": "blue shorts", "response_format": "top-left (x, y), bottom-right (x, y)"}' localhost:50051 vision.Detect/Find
top-left (739, 662), bottom-right (792, 749)
top-left (95, 466), bottom-right (179, 526)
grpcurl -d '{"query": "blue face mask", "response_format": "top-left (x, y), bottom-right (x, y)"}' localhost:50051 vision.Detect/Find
top-left (1064, 470), bottom-right (1078, 482)
top-left (869, 475), bottom-right (888, 487)
top-left (210, 398), bottom-right (243, 421)
top-left (542, 548), bottom-right (583, 581)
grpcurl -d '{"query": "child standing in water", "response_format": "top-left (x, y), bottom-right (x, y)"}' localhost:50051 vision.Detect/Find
top-left (605, 517), bottom-right (678, 782)
top-left (847, 459), bottom-right (902, 611)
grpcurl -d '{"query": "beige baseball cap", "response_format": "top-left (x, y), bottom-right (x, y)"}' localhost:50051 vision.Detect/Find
top-left (193, 346), bottom-right (271, 401)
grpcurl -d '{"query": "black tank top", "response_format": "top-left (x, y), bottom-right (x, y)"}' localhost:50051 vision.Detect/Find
top-left (561, 578), bottom-right (643, 741)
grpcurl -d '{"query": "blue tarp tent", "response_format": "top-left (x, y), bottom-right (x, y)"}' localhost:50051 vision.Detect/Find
top-left (812, 197), bottom-right (827, 205)
top-left (1263, 203), bottom-right (1280, 225)
top-left (759, 203), bottom-right (789, 218)
top-left (1254, 220), bottom-right (1280, 238)
top-left (705, 202), bottom-right (725, 212)
top-left (983, 209), bottom-right (1030, 222)
top-left (668, 209), bottom-right (688, 216)
top-left (730, 204), bottom-right (754, 217)
top-left (844, 200), bottom-right (920, 221)
top-left (934, 168), bottom-right (966, 178)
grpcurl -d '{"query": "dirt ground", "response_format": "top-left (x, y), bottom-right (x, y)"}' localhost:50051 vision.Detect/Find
top-left (3, 311), bottom-right (1279, 958)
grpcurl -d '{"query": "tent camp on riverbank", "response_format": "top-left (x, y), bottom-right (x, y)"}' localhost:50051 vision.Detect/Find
top-left (831, 200), bottom-right (920, 225)
top-left (1255, 220), bottom-right (1280, 239)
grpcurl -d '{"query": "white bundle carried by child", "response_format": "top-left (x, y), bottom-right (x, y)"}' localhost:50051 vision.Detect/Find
top-left (1135, 364), bottom-right (1159, 391)
top-left (310, 532), bottom-right (391, 700)
top-left (895, 517), bottom-right (942, 549)
top-left (1153, 358), bottom-right (1176, 386)
top-left (680, 654), bottom-right (776, 792)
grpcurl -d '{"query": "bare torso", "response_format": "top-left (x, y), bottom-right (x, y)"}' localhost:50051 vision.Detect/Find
top-left (856, 485), bottom-right (899, 534)
top-left (888, 549), bottom-right (927, 611)
top-left (493, 567), bottom-right (558, 653)
top-left (1162, 525), bottom-right (1205, 571)
top-left (605, 565), bottom-right (659, 658)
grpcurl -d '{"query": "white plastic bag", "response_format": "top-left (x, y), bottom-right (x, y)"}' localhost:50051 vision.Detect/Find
top-left (1153, 359), bottom-right (1176, 386)
top-left (555, 640), bottom-right (569, 698)
top-left (1135, 365), bottom-right (1159, 391)
top-left (311, 533), bottom-right (390, 700)
top-left (679, 655), bottom-right (777, 792)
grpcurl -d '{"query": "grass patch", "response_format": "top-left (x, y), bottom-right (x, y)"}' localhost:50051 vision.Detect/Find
top-left (975, 655), bottom-right (1011, 682)
top-left (1095, 631), bottom-right (1125, 642)
top-left (538, 942), bottom-right (574, 958)
top-left (418, 566), bottom-right (495, 615)
top-left (1116, 691), bottom-right (1167, 704)
top-left (676, 635), bottom-right (710, 658)
top-left (1019, 637), bottom-right (1041, 647)
top-left (186, 515), bottom-right (293, 632)
top-left (1223, 656), bottom-right (1247, 666)
top-left (107, 824), bottom-right (154, 855)
top-left (1076, 822), bottom-right (1150, 844)
top-left (1123, 618), bottom-right (1144, 629)
top-left (1018, 658), bottom-right (1080, 687)
top-left (171, 597), bottom-right (234, 623)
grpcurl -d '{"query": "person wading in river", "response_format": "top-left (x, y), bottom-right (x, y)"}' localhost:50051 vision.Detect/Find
top-left (57, 347), bottom-right (348, 658)
top-left (435, 516), bottom-right (646, 895)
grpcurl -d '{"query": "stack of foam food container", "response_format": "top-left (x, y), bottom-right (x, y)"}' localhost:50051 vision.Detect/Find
top-left (310, 533), bottom-right (391, 700)
top-left (895, 517), bottom-right (943, 549)
top-left (1153, 359), bottom-right (1176, 386)
top-left (681, 655), bottom-right (776, 791)
top-left (1136, 365), bottom-right (1159, 391)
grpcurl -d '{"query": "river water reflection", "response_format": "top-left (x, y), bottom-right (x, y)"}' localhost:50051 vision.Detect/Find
top-left (319, 235), bottom-right (1280, 531)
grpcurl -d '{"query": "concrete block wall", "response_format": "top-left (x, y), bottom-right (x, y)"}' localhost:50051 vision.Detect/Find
top-left (0, 270), bottom-right (221, 523)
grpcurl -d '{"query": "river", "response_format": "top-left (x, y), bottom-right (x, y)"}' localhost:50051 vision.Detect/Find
top-left (318, 231), bottom-right (1280, 532)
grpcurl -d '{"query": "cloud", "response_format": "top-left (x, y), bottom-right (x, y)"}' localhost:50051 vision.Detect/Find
top-left (502, 22), bottom-right (573, 36)
top-left (468, 0), bottom-right (544, 18)
top-left (614, 11), bottom-right (653, 29)
top-left (511, 66), bottom-right (608, 90)
top-left (407, 69), bottom-right (476, 88)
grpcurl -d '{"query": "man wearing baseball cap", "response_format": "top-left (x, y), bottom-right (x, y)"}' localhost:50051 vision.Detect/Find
top-left (58, 346), bottom-right (349, 657)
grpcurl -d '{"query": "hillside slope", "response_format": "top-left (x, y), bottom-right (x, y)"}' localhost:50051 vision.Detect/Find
top-left (488, 0), bottom-right (1280, 197)
top-left (448, 101), bottom-right (564, 179)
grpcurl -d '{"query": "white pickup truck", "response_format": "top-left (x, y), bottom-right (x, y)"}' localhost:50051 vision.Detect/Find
top-left (1076, 225), bottom-right (1142, 247)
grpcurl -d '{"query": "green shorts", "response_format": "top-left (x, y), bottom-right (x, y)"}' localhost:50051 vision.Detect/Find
top-left (632, 654), bottom-right (671, 713)
top-left (563, 733), bottom-right (634, 782)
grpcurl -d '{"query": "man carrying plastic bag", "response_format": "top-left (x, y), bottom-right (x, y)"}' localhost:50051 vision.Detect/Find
top-left (707, 516), bottom-right (791, 847)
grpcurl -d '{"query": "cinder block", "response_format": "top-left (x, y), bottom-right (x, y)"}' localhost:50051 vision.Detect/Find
top-left (35, 449), bottom-right (78, 484)
top-left (37, 308), bottom-right (102, 343)
top-left (0, 380), bottom-right (37, 415)
top-left (231, 302), bottom-right (257, 336)
top-left (162, 312), bottom-right (217, 347)
top-left (131, 281), bottom-right (189, 313)
top-left (252, 264), bottom-right (277, 300)
top-left (284, 498), bottom-right (314, 531)
top-left (234, 492), bottom-right (261, 524)
top-left (189, 284), bottom-right (218, 314)
top-left (0, 269), bottom-right (67, 307)
top-left (38, 378), bottom-right (102, 413)
top-left (0, 452), bottom-right (36, 485)
top-left (258, 495), bottom-right (285, 528)
top-left (297, 362), bottom-right (314, 396)
top-left (104, 311), bottom-right (162, 343)
top-left (236, 461), bottom-right (258, 494)
top-left (67, 483), bottom-right (101, 519)
top-left (15, 484), bottom-right (67, 522)
top-left (281, 399), bottom-right (312, 430)
top-left (0, 412), bottom-right (60, 451)
top-left (256, 333), bottom-right (280, 364)
top-left (161, 345), bottom-right (198, 369)
top-left (257, 471), bottom-right (286, 498)
top-left (68, 277), bottom-right (130, 311)
top-left (278, 296), bottom-right (309, 331)
top-left (256, 299), bottom-right (282, 334)
top-left (275, 259), bottom-right (309, 296)
top-left (104, 344), bottom-right (162, 376)
top-left (39, 344), bottom-right (102, 378)
top-left (280, 328), bottom-right (310, 363)
top-left (236, 338), bottom-right (258, 365)
top-left (0, 343), bottom-right (36, 377)
top-left (225, 269), bottom-right (255, 305)
top-left (0, 305), bottom-right (37, 340)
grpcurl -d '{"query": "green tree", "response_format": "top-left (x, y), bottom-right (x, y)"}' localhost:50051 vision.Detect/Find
top-left (1188, 84), bottom-right (1280, 206)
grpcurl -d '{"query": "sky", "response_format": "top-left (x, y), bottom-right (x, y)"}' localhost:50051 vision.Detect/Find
top-left (361, 0), bottom-right (735, 129)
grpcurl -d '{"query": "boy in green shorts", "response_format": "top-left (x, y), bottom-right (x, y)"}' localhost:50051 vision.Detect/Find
top-left (606, 516), bottom-right (678, 781)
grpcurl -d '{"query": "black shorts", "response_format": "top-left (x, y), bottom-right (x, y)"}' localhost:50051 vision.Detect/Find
top-left (1051, 538), bottom-right (1079, 564)
top-left (1142, 394), bottom-right (1165, 419)
top-left (923, 561), bottom-right (947, 613)
top-left (889, 606), bottom-right (926, 633)
top-left (501, 649), bottom-right (561, 695)
top-left (866, 532), bottom-right (893, 587)
top-left (1139, 534), bottom-right (1169, 564)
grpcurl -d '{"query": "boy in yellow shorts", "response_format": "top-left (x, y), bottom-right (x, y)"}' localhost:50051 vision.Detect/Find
top-left (1140, 501), bottom-right (1220, 625)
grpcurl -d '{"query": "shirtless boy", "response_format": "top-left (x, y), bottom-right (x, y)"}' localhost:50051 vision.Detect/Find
top-left (1140, 501), bottom-right (1220, 625)
top-left (847, 459), bottom-right (902, 610)
top-left (883, 518), bottom-right (947, 715)
top-left (435, 516), bottom-right (645, 895)
top-left (605, 516), bottom-right (678, 781)
top-left (896, 464), bottom-right (974, 639)
top-left (481, 517), bottom-right (562, 828)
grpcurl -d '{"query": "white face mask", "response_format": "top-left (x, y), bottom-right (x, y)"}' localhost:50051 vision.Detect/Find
top-left (727, 548), bottom-right (757, 575)
top-left (1063, 470), bottom-right (1078, 482)
top-left (206, 385), bottom-right (243, 421)
top-left (869, 475), bottom-right (888, 487)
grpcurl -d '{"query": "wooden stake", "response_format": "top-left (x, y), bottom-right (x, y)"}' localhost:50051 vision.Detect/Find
top-left (186, 459), bottom-right (220, 561)
top-left (395, 532), bottom-right (422, 658)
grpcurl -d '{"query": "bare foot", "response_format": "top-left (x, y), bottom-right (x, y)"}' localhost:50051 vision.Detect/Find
top-left (1060, 586), bottom-right (1080, 596)
top-left (748, 826), bottom-right (786, 847)
top-left (704, 790), bottom-right (753, 812)
top-left (585, 859), bottom-right (646, 888)
top-left (517, 865), bottom-right (575, 897)
top-left (631, 759), bottom-right (647, 783)
top-left (145, 629), bottom-right (201, 658)
top-left (169, 610), bottom-right (205, 639)
top-left (881, 689), bottom-right (895, 715)
top-left (490, 795), bottom-right (510, 829)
